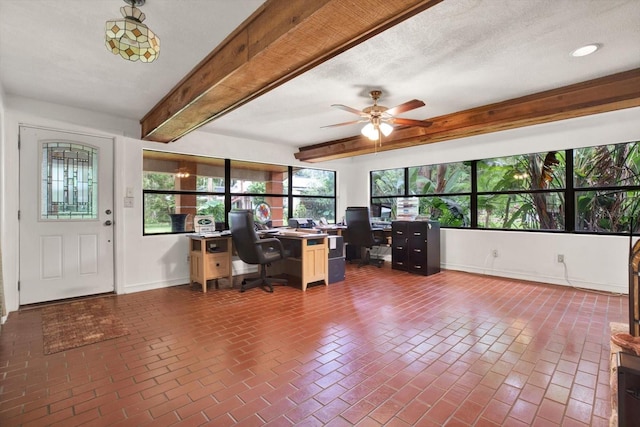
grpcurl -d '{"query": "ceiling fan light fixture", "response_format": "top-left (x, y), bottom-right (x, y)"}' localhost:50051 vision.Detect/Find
top-left (379, 122), bottom-right (393, 137)
top-left (105, 0), bottom-right (160, 63)
top-left (361, 123), bottom-right (379, 140)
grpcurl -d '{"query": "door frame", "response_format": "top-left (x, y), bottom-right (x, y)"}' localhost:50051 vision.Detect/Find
top-left (17, 124), bottom-right (120, 305)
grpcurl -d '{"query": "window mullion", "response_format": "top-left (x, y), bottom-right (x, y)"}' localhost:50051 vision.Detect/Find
top-left (471, 160), bottom-right (478, 228)
top-left (565, 149), bottom-right (574, 232)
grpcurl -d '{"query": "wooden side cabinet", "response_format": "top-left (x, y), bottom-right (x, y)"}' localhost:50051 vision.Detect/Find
top-left (188, 236), bottom-right (232, 292)
top-left (268, 234), bottom-right (329, 291)
top-left (391, 220), bottom-right (440, 276)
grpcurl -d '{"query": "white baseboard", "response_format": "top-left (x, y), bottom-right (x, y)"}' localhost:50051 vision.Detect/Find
top-left (444, 262), bottom-right (628, 295)
top-left (123, 278), bottom-right (187, 294)
top-left (123, 260), bottom-right (259, 295)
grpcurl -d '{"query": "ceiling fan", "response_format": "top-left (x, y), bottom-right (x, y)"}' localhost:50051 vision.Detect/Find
top-left (323, 90), bottom-right (432, 141)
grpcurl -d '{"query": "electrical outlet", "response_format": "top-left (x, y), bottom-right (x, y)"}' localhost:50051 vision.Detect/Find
top-left (186, 255), bottom-right (190, 263)
top-left (492, 249), bottom-right (498, 258)
top-left (557, 254), bottom-right (564, 263)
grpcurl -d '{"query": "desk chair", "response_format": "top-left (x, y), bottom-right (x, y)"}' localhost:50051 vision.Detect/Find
top-left (229, 210), bottom-right (288, 292)
top-left (345, 207), bottom-right (385, 268)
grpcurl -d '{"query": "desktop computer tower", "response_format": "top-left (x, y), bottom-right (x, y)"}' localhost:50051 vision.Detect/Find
top-left (328, 236), bottom-right (344, 258)
top-left (328, 236), bottom-right (345, 284)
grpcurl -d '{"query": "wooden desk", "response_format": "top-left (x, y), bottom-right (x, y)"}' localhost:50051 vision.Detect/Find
top-left (270, 232), bottom-right (329, 291)
top-left (317, 225), bottom-right (391, 243)
top-left (316, 225), bottom-right (346, 235)
top-left (188, 235), bottom-right (232, 292)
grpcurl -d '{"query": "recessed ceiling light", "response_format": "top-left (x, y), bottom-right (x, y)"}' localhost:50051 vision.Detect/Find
top-left (571, 44), bottom-right (601, 57)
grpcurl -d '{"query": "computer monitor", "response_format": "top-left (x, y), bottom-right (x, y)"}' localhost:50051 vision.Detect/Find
top-left (381, 206), bottom-right (391, 219)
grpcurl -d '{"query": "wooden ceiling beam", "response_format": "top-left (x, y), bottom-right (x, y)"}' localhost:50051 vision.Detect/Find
top-left (140, 0), bottom-right (443, 143)
top-left (294, 68), bottom-right (640, 162)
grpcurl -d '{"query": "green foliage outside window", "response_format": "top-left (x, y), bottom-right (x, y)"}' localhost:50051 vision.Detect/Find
top-left (372, 168), bottom-right (404, 197)
top-left (477, 152), bottom-right (566, 230)
top-left (291, 168), bottom-right (336, 221)
top-left (477, 152), bottom-right (566, 192)
top-left (574, 142), bottom-right (640, 233)
top-left (407, 162), bottom-right (471, 226)
top-left (370, 141), bottom-right (640, 234)
top-left (409, 162), bottom-right (471, 194)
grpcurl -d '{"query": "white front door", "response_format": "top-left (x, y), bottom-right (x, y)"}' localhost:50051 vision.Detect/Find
top-left (19, 126), bottom-right (114, 305)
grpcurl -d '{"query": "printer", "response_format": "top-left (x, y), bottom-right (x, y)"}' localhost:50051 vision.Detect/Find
top-left (288, 218), bottom-right (316, 229)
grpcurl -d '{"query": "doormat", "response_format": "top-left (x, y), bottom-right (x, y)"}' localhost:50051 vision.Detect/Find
top-left (41, 297), bottom-right (129, 355)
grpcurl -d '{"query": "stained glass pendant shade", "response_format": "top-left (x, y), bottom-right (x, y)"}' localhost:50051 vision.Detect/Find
top-left (105, 0), bottom-right (160, 63)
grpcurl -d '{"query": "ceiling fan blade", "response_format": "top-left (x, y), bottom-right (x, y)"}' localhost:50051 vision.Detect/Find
top-left (331, 104), bottom-right (369, 117)
top-left (385, 99), bottom-right (426, 116)
top-left (391, 118), bottom-right (433, 128)
top-left (321, 119), bottom-right (368, 128)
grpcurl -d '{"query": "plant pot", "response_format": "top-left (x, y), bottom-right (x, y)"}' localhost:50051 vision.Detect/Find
top-left (169, 213), bottom-right (188, 232)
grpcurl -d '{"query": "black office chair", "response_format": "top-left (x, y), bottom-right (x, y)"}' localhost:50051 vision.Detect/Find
top-left (229, 210), bottom-right (288, 292)
top-left (345, 207), bottom-right (385, 268)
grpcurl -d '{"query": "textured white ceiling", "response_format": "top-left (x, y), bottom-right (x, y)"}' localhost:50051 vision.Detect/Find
top-left (1, 0), bottom-right (638, 150)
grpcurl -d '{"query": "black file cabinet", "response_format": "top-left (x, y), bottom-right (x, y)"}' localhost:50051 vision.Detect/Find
top-left (391, 220), bottom-right (440, 276)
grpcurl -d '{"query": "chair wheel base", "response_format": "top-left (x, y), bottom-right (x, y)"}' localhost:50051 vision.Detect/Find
top-left (240, 276), bottom-right (285, 293)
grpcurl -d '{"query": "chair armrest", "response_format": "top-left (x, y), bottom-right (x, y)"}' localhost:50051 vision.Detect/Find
top-left (256, 237), bottom-right (285, 256)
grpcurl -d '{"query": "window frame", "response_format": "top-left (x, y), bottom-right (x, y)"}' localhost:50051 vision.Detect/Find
top-left (142, 152), bottom-right (337, 235)
top-left (370, 140), bottom-right (640, 236)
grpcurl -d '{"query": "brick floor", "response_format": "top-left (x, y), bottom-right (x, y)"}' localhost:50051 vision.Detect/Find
top-left (0, 267), bottom-right (628, 426)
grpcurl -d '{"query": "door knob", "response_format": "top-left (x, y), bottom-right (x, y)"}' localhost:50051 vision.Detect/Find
top-left (104, 220), bottom-right (113, 226)
top-left (105, 209), bottom-right (112, 215)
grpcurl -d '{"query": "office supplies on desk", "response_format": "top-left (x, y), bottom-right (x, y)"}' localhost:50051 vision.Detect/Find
top-left (288, 218), bottom-right (316, 228)
top-left (194, 215), bottom-right (216, 234)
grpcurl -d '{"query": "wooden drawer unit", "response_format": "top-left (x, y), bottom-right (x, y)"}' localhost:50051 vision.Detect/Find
top-left (189, 236), bottom-right (232, 292)
top-left (391, 220), bottom-right (440, 276)
top-left (274, 234), bottom-right (328, 291)
top-left (204, 252), bottom-right (230, 277)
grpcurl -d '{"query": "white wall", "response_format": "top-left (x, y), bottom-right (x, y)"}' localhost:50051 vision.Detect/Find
top-left (119, 130), bottom-right (352, 294)
top-left (2, 97), bottom-right (638, 315)
top-left (0, 84), bottom-right (6, 323)
top-left (0, 96), bottom-right (353, 313)
top-left (351, 107), bottom-right (640, 294)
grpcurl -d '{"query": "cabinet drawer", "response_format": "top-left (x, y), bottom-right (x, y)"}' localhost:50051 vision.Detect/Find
top-left (206, 254), bottom-right (229, 277)
top-left (392, 248), bottom-right (407, 265)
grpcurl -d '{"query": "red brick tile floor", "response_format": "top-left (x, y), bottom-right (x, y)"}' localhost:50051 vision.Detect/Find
top-left (0, 266), bottom-right (628, 426)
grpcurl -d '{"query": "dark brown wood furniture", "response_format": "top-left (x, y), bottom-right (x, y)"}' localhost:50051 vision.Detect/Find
top-left (391, 220), bottom-right (440, 276)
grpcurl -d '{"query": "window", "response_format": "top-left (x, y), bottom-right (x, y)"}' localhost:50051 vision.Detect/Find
top-left (41, 142), bottom-right (98, 220)
top-left (371, 168), bottom-right (405, 197)
top-left (371, 162), bottom-right (472, 227)
top-left (230, 160), bottom-right (288, 227)
top-left (477, 151), bottom-right (565, 230)
top-left (142, 151), bottom-right (337, 234)
top-left (409, 162), bottom-right (471, 227)
top-left (143, 151), bottom-right (225, 234)
top-left (289, 167), bottom-right (336, 222)
top-left (574, 142), bottom-right (640, 233)
top-left (369, 141), bottom-right (640, 235)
